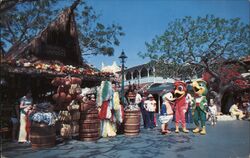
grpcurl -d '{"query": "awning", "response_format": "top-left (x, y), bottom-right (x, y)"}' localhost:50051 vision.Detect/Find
top-left (147, 83), bottom-right (174, 96)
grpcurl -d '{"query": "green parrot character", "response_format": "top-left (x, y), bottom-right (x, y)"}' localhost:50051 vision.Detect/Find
top-left (191, 79), bottom-right (208, 135)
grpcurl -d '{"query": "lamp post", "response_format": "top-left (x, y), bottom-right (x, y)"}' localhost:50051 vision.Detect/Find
top-left (119, 50), bottom-right (127, 105)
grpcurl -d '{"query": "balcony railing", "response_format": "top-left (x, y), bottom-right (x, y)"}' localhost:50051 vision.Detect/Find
top-left (124, 76), bottom-right (166, 86)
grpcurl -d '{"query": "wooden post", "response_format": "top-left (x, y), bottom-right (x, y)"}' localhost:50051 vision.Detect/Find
top-left (158, 95), bottom-right (160, 114)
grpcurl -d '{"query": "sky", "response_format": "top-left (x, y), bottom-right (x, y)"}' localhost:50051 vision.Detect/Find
top-left (79, 0), bottom-right (249, 69)
top-left (7, 0), bottom-right (249, 69)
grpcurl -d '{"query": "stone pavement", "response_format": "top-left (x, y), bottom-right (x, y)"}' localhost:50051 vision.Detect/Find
top-left (1, 120), bottom-right (250, 158)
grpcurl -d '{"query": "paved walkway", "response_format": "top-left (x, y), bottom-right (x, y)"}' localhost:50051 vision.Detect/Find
top-left (1, 120), bottom-right (250, 158)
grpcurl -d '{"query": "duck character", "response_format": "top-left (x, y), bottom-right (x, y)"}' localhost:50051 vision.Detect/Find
top-left (191, 79), bottom-right (208, 135)
top-left (174, 81), bottom-right (189, 133)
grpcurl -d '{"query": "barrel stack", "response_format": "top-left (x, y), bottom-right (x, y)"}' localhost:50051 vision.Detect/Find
top-left (79, 100), bottom-right (100, 141)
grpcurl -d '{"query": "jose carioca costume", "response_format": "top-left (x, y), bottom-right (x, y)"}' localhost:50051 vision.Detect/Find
top-left (192, 79), bottom-right (208, 135)
top-left (174, 81), bottom-right (189, 133)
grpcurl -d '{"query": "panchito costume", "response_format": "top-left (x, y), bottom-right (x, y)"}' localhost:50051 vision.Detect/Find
top-left (174, 81), bottom-right (189, 133)
top-left (97, 81), bottom-right (124, 138)
top-left (191, 79), bottom-right (208, 135)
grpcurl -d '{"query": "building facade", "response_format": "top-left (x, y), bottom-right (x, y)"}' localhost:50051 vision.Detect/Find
top-left (123, 63), bottom-right (168, 87)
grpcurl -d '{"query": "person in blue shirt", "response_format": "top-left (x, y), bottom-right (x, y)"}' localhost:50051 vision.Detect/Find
top-left (159, 92), bottom-right (175, 134)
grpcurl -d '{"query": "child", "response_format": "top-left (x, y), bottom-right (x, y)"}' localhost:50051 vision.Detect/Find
top-left (208, 99), bottom-right (217, 126)
top-left (159, 92), bottom-right (175, 134)
top-left (24, 105), bottom-right (35, 143)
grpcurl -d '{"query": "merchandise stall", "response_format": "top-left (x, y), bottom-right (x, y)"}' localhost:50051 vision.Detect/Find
top-left (0, 2), bottom-right (112, 141)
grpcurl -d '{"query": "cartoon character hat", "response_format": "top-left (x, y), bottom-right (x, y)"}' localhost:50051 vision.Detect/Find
top-left (174, 81), bottom-right (187, 99)
top-left (148, 94), bottom-right (153, 98)
top-left (192, 79), bottom-right (208, 96)
top-left (162, 92), bottom-right (175, 102)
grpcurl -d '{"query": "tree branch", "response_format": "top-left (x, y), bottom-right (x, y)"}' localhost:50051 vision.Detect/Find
top-left (0, 0), bottom-right (36, 14)
top-left (5, 20), bottom-right (17, 43)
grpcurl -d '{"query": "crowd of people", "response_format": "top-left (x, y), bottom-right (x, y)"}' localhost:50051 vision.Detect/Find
top-left (134, 88), bottom-right (250, 135)
top-left (136, 93), bottom-right (157, 129)
top-left (9, 84), bottom-right (250, 143)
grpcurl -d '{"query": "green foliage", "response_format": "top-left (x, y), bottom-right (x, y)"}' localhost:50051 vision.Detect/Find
top-left (0, 0), bottom-right (59, 48)
top-left (139, 15), bottom-right (250, 79)
top-left (0, 0), bottom-right (124, 58)
top-left (76, 1), bottom-right (124, 56)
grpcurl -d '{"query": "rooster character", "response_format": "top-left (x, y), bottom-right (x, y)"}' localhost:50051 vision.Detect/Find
top-left (191, 79), bottom-right (208, 135)
top-left (174, 81), bottom-right (189, 133)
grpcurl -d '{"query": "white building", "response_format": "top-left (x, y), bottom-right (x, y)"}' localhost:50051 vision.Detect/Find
top-left (101, 61), bottom-right (121, 73)
top-left (123, 63), bottom-right (174, 87)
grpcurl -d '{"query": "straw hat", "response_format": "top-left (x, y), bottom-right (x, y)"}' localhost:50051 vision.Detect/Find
top-left (148, 94), bottom-right (153, 98)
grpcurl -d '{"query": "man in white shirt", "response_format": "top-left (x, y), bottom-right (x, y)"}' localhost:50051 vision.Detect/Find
top-left (135, 91), bottom-right (142, 106)
top-left (144, 94), bottom-right (156, 128)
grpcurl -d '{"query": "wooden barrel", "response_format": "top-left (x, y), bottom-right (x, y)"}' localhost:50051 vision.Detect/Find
top-left (79, 108), bottom-right (100, 141)
top-left (30, 122), bottom-right (56, 149)
top-left (80, 100), bottom-right (96, 112)
top-left (124, 110), bottom-right (140, 136)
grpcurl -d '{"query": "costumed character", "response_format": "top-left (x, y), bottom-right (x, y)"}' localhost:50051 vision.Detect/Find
top-left (192, 79), bottom-right (208, 135)
top-left (159, 92), bottom-right (175, 134)
top-left (97, 81), bottom-right (124, 138)
top-left (174, 81), bottom-right (189, 133)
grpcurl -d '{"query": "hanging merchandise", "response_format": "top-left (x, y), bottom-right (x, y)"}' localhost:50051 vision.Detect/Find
top-left (67, 100), bottom-right (80, 111)
top-left (58, 111), bottom-right (71, 122)
top-left (71, 121), bottom-right (79, 135)
top-left (97, 81), bottom-right (124, 138)
top-left (113, 91), bottom-right (120, 110)
top-left (115, 103), bottom-right (124, 124)
top-left (60, 124), bottom-right (71, 137)
top-left (51, 76), bottom-right (82, 139)
top-left (98, 101), bottom-right (109, 120)
top-left (71, 111), bottom-right (80, 121)
top-left (69, 84), bottom-right (78, 95)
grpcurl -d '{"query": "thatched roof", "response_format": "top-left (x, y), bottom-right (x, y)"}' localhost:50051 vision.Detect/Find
top-left (1, 1), bottom-right (113, 80)
top-left (4, 4), bottom-right (82, 66)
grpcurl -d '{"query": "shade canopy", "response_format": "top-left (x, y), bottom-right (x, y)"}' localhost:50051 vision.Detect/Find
top-left (147, 83), bottom-right (174, 95)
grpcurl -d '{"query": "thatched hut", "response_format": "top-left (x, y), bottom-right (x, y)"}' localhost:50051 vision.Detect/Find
top-left (0, 1), bottom-right (111, 134)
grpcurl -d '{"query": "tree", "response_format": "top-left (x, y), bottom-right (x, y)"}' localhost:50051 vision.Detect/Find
top-left (0, 0), bottom-right (38, 14)
top-left (75, 1), bottom-right (124, 56)
top-left (152, 60), bottom-right (202, 80)
top-left (203, 62), bottom-right (249, 113)
top-left (0, 0), bottom-right (59, 52)
top-left (139, 15), bottom-right (250, 109)
top-left (0, 0), bottom-right (124, 57)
